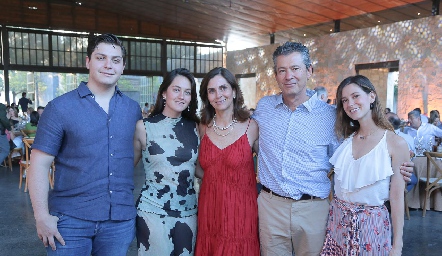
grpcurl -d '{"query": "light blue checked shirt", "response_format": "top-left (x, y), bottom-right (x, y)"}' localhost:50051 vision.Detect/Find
top-left (253, 89), bottom-right (339, 199)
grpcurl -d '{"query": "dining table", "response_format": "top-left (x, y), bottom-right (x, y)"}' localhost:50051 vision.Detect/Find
top-left (407, 155), bottom-right (442, 211)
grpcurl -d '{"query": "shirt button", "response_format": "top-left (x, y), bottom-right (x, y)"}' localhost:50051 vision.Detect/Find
top-left (110, 135), bottom-right (113, 139)
top-left (110, 191), bottom-right (113, 194)
top-left (110, 173), bottom-right (113, 176)
top-left (110, 153), bottom-right (114, 157)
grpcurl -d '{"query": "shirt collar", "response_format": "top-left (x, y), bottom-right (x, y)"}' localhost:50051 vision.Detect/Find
top-left (302, 89), bottom-right (318, 112)
top-left (274, 89), bottom-right (317, 112)
top-left (77, 82), bottom-right (122, 98)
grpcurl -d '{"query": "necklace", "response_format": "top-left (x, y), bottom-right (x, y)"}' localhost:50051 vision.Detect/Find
top-left (213, 114), bottom-right (237, 137)
top-left (356, 129), bottom-right (377, 140)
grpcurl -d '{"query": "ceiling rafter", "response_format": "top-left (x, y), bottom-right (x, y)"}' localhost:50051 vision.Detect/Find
top-left (0, 0), bottom-right (435, 50)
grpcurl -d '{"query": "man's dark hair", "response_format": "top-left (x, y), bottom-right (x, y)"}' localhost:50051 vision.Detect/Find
top-left (87, 33), bottom-right (126, 64)
top-left (37, 106), bottom-right (45, 111)
top-left (413, 108), bottom-right (422, 114)
top-left (388, 115), bottom-right (402, 130)
top-left (22, 92), bottom-right (26, 97)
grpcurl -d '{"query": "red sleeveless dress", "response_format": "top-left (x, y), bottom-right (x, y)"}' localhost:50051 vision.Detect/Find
top-left (195, 129), bottom-right (259, 256)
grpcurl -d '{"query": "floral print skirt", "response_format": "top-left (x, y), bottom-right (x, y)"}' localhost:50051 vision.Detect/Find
top-left (320, 196), bottom-right (391, 256)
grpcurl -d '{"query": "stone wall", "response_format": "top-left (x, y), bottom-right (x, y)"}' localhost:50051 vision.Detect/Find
top-left (226, 16), bottom-right (442, 119)
top-left (358, 68), bottom-right (389, 110)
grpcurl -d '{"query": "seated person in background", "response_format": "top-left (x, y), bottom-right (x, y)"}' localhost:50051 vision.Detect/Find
top-left (313, 86), bottom-right (328, 102)
top-left (7, 107), bottom-right (22, 127)
top-left (428, 110), bottom-right (440, 125)
top-left (404, 110), bottom-right (442, 152)
top-left (148, 104), bottom-right (155, 115)
top-left (413, 107), bottom-right (429, 123)
top-left (11, 103), bottom-right (19, 113)
top-left (23, 111), bottom-right (39, 137)
top-left (37, 106), bottom-right (45, 116)
top-left (26, 107), bottom-right (35, 116)
top-left (429, 109), bottom-right (442, 129)
top-left (429, 110), bottom-right (442, 145)
top-left (6, 107), bottom-right (24, 153)
top-left (387, 112), bottom-right (417, 191)
top-left (142, 102), bottom-right (149, 118)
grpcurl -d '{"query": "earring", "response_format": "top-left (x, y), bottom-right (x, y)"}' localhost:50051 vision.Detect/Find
top-left (187, 106), bottom-right (190, 112)
top-left (370, 103), bottom-right (374, 109)
top-left (163, 97), bottom-right (166, 107)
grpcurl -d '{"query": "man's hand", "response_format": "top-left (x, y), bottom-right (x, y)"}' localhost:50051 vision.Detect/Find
top-left (400, 161), bottom-right (414, 183)
top-left (36, 214), bottom-right (65, 251)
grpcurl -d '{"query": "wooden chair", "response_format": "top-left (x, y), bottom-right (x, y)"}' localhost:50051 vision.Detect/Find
top-left (19, 138), bottom-right (33, 192)
top-left (19, 138), bottom-right (54, 192)
top-left (20, 129), bottom-right (28, 137)
top-left (3, 147), bottom-right (23, 172)
top-left (421, 151), bottom-right (442, 217)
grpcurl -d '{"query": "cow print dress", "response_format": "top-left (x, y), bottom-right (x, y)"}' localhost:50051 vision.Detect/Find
top-left (136, 114), bottom-right (199, 256)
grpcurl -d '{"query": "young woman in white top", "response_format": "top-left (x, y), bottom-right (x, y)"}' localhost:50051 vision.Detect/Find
top-left (320, 75), bottom-right (409, 256)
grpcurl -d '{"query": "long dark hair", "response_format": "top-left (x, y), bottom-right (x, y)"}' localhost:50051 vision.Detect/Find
top-left (149, 68), bottom-right (199, 123)
top-left (199, 67), bottom-right (249, 125)
top-left (335, 75), bottom-right (392, 140)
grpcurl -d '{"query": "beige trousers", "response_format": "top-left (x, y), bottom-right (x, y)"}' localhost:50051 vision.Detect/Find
top-left (258, 190), bottom-right (329, 256)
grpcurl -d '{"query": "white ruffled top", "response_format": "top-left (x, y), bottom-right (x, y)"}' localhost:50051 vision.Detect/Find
top-left (330, 130), bottom-right (393, 206)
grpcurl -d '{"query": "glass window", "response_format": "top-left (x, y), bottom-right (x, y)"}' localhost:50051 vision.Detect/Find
top-left (196, 46), bottom-right (223, 73)
top-left (52, 34), bottom-right (87, 67)
top-left (167, 44), bottom-right (195, 72)
top-left (126, 40), bottom-right (161, 72)
top-left (9, 31), bottom-right (51, 66)
top-left (7, 71), bottom-right (163, 110)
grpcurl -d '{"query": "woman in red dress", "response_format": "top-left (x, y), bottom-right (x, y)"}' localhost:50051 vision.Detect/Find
top-left (195, 67), bottom-right (260, 256)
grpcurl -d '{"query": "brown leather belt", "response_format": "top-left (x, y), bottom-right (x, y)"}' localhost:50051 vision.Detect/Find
top-left (262, 186), bottom-right (318, 200)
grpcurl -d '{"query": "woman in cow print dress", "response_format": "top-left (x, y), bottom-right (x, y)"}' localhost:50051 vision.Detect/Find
top-left (134, 68), bottom-right (200, 256)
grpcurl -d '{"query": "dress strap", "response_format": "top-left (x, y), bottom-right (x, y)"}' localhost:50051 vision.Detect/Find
top-left (245, 118), bottom-right (251, 134)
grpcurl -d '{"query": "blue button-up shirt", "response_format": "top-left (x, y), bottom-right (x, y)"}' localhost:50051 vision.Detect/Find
top-left (33, 82), bottom-right (142, 221)
top-left (253, 90), bottom-right (339, 199)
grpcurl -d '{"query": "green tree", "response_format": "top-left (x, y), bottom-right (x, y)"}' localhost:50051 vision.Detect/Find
top-left (8, 71), bottom-right (28, 103)
top-left (117, 76), bottom-right (138, 91)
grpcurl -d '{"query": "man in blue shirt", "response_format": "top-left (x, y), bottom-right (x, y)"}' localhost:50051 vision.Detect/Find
top-left (28, 34), bottom-right (142, 255)
top-left (18, 92), bottom-right (32, 113)
top-left (253, 41), bottom-right (415, 256)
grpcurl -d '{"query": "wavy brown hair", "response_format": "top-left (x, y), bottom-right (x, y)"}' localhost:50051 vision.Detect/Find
top-left (335, 75), bottom-right (393, 140)
top-left (199, 67), bottom-right (249, 125)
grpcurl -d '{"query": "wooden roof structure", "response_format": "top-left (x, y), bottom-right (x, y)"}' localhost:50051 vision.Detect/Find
top-left (0, 0), bottom-right (439, 50)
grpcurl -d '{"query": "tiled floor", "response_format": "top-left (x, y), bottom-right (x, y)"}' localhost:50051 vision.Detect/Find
top-left (1, 162), bottom-right (441, 256)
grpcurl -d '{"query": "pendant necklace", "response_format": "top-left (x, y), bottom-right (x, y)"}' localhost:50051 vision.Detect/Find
top-left (357, 129), bottom-right (377, 140)
top-left (213, 114), bottom-right (237, 137)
